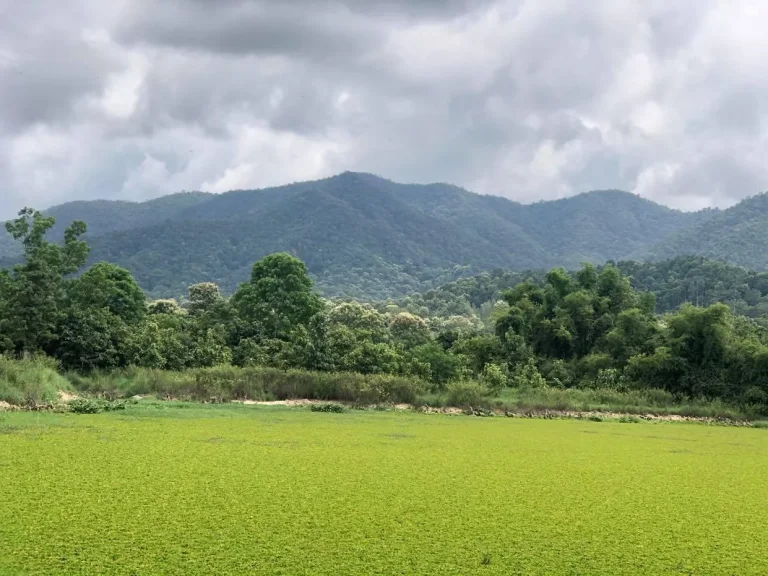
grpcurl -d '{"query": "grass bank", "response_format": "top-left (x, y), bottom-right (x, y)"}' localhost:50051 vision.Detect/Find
top-left (0, 355), bottom-right (72, 407)
top-left (1, 357), bottom-right (765, 420)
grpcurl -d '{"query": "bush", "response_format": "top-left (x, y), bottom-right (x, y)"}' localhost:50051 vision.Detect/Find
top-left (0, 355), bottom-right (70, 407)
top-left (310, 403), bottom-right (346, 413)
top-left (67, 398), bottom-right (102, 414)
top-left (512, 358), bottom-right (547, 389)
top-left (593, 368), bottom-right (623, 390)
top-left (480, 363), bottom-right (508, 394)
top-left (67, 398), bottom-right (127, 414)
top-left (446, 381), bottom-right (491, 407)
top-left (68, 366), bottom-right (427, 405)
top-left (618, 415), bottom-right (640, 423)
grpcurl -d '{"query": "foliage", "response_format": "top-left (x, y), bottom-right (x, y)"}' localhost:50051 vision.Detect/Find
top-left (310, 402), bottom-right (346, 413)
top-left (67, 397), bottom-right (126, 414)
top-left (615, 256), bottom-right (768, 315)
top-left (0, 209), bottom-right (88, 354)
top-left (512, 358), bottom-right (547, 389)
top-left (232, 253), bottom-right (322, 341)
top-left (187, 282), bottom-right (222, 316)
top-left (67, 365), bottom-right (428, 405)
top-left (0, 355), bottom-right (70, 407)
top-left (479, 363), bottom-right (508, 394)
top-left (445, 380), bottom-right (491, 407)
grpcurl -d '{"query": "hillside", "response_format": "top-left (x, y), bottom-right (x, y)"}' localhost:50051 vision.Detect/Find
top-left (642, 193), bottom-right (768, 268)
top-left (0, 192), bottom-right (212, 259)
top-left (1, 172), bottom-right (712, 298)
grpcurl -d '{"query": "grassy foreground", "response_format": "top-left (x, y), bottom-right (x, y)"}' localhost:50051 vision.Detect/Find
top-left (1, 403), bottom-right (767, 575)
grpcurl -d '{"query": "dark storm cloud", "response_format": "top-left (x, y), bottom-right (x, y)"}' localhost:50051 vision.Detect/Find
top-left (0, 1), bottom-right (120, 133)
top-left (2, 0), bottom-right (768, 220)
top-left (117, 1), bottom-right (381, 59)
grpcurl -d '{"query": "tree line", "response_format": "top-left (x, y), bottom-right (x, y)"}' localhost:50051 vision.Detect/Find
top-left (1, 209), bottom-right (767, 409)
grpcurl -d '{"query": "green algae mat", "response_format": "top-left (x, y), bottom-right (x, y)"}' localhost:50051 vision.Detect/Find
top-left (1, 404), bottom-right (767, 575)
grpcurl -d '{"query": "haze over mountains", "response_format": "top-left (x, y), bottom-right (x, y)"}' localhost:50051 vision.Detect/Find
top-left (2, 172), bottom-right (766, 299)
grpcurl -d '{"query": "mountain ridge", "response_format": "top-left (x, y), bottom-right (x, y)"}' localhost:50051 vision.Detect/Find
top-left (3, 172), bottom-right (764, 300)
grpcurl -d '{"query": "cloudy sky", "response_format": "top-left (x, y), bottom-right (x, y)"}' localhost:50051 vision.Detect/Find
top-left (2, 0), bottom-right (768, 218)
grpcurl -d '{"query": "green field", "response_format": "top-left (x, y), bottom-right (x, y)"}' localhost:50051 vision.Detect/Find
top-left (1, 404), bottom-right (767, 575)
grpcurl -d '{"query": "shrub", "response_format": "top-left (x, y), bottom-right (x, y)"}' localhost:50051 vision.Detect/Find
top-left (593, 368), bottom-right (621, 389)
top-left (512, 358), bottom-right (547, 389)
top-left (67, 398), bottom-right (102, 414)
top-left (446, 381), bottom-right (491, 408)
top-left (0, 355), bottom-right (70, 407)
top-left (480, 363), bottom-right (508, 394)
top-left (618, 415), bottom-right (640, 423)
top-left (310, 403), bottom-right (346, 413)
top-left (540, 359), bottom-right (574, 388)
top-left (67, 398), bottom-right (127, 414)
top-left (68, 366), bottom-right (427, 405)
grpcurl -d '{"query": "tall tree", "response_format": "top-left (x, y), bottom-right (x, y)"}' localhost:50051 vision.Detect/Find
top-left (231, 253), bottom-right (322, 341)
top-left (68, 262), bottom-right (146, 325)
top-left (0, 209), bottom-right (88, 354)
top-left (188, 283), bottom-right (223, 316)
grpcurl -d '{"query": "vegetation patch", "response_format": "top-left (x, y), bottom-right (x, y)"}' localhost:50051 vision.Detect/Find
top-left (1, 405), bottom-right (767, 575)
top-left (66, 398), bottom-right (127, 414)
top-left (309, 402), bottom-right (346, 413)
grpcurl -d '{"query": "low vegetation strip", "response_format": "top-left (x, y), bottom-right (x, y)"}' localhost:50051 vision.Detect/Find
top-left (1, 404), bottom-right (766, 575)
top-left (2, 358), bottom-right (764, 422)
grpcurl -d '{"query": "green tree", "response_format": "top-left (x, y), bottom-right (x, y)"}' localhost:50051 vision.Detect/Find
top-left (328, 302), bottom-right (389, 343)
top-left (68, 263), bottom-right (146, 325)
top-left (148, 299), bottom-right (183, 315)
top-left (0, 209), bottom-right (88, 354)
top-left (601, 308), bottom-right (658, 364)
top-left (188, 283), bottom-right (222, 316)
top-left (410, 343), bottom-right (463, 386)
top-left (389, 312), bottom-right (431, 349)
top-left (232, 253), bottom-right (322, 341)
top-left (55, 307), bottom-right (129, 372)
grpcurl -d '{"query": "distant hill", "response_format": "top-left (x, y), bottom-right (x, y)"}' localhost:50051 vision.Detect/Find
top-left (0, 172), bottom-right (726, 299)
top-left (0, 192), bottom-right (212, 259)
top-left (641, 192), bottom-right (768, 268)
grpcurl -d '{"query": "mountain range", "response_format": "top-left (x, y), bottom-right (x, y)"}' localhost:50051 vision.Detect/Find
top-left (2, 171), bottom-right (766, 300)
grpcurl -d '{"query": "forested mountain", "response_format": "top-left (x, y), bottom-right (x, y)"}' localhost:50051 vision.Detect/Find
top-left (2, 172), bottom-right (711, 299)
top-left (642, 192), bottom-right (768, 268)
top-left (0, 192), bottom-right (212, 259)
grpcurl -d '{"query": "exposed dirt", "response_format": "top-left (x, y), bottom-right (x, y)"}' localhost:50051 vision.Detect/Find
top-left (237, 399), bottom-right (315, 407)
top-left (489, 408), bottom-right (754, 426)
top-left (0, 400), bottom-right (14, 411)
top-left (57, 391), bottom-right (78, 402)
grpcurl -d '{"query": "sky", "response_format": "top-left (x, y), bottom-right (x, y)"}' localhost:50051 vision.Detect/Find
top-left (2, 0), bottom-right (768, 219)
